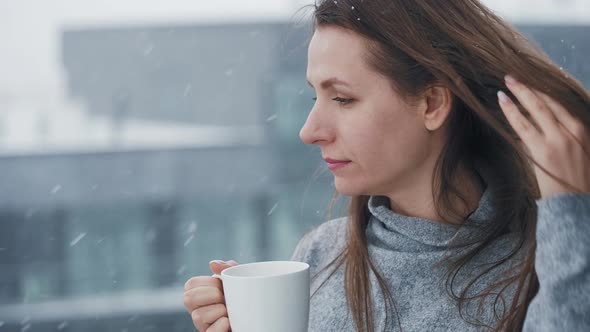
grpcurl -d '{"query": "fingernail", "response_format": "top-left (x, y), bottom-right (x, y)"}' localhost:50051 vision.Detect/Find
top-left (209, 260), bottom-right (224, 264)
top-left (228, 260), bottom-right (238, 265)
top-left (497, 90), bottom-right (509, 103)
top-left (505, 75), bottom-right (517, 85)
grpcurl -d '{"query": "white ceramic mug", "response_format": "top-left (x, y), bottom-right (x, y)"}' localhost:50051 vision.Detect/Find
top-left (212, 260), bottom-right (310, 332)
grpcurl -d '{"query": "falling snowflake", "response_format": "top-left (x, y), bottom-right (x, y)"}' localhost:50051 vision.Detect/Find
top-left (267, 203), bottom-right (279, 216)
top-left (187, 222), bottom-right (198, 234)
top-left (70, 233), bottom-right (87, 247)
top-left (143, 44), bottom-right (154, 56)
top-left (25, 208), bottom-right (36, 219)
top-left (51, 185), bottom-right (62, 194)
top-left (184, 84), bottom-right (193, 97)
top-left (184, 235), bottom-right (195, 247)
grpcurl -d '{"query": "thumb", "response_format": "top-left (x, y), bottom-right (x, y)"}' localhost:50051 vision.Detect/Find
top-left (209, 260), bottom-right (239, 275)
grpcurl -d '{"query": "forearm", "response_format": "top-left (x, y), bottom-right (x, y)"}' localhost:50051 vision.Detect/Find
top-left (523, 193), bottom-right (590, 332)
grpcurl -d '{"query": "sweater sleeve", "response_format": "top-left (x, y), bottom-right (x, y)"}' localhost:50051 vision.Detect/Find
top-left (523, 193), bottom-right (590, 332)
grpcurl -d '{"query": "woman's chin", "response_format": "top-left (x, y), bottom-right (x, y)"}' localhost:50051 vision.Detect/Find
top-left (334, 179), bottom-right (366, 196)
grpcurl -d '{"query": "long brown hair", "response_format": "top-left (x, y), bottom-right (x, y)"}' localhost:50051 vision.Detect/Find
top-left (303, 0), bottom-right (590, 331)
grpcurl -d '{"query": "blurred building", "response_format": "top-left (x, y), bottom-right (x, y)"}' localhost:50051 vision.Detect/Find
top-left (0, 21), bottom-right (588, 332)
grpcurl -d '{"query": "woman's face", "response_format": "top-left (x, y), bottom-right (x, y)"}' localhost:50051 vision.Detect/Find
top-left (300, 25), bottom-right (440, 197)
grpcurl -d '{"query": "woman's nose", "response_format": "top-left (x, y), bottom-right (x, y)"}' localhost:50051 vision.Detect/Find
top-left (299, 106), bottom-right (333, 145)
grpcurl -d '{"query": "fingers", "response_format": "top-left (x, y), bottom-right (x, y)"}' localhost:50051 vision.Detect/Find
top-left (191, 304), bottom-right (228, 332)
top-left (536, 92), bottom-right (588, 144)
top-left (183, 286), bottom-right (225, 312)
top-left (504, 75), bottom-right (561, 139)
top-left (501, 74), bottom-right (589, 157)
top-left (184, 260), bottom-right (237, 331)
top-left (206, 316), bottom-right (231, 332)
top-left (209, 260), bottom-right (239, 275)
top-left (497, 90), bottom-right (542, 147)
top-left (184, 276), bottom-right (222, 292)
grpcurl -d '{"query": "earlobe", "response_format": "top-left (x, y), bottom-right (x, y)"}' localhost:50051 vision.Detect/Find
top-left (423, 86), bottom-right (452, 131)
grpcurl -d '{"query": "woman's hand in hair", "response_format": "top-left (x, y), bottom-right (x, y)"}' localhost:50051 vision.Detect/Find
top-left (498, 75), bottom-right (590, 198)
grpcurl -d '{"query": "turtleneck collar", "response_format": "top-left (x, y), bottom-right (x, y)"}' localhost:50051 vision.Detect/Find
top-left (366, 167), bottom-right (498, 252)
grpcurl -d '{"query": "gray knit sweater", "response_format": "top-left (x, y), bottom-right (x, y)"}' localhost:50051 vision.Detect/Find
top-left (290, 186), bottom-right (590, 331)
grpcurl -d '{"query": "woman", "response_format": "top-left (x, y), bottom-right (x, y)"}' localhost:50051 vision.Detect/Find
top-left (183, 0), bottom-right (590, 331)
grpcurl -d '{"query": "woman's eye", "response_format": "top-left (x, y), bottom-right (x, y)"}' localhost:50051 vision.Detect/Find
top-left (311, 97), bottom-right (354, 105)
top-left (332, 97), bottom-right (354, 105)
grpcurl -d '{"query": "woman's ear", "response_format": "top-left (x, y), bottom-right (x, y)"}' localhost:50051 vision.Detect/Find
top-left (420, 85), bottom-right (453, 131)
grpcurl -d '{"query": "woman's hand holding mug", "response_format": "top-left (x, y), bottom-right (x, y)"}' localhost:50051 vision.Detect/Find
top-left (183, 260), bottom-right (239, 332)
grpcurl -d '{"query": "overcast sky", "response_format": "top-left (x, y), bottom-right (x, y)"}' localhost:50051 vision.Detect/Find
top-left (1, 0), bottom-right (589, 102)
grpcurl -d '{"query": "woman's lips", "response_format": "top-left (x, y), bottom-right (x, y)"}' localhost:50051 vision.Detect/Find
top-left (324, 158), bottom-right (351, 171)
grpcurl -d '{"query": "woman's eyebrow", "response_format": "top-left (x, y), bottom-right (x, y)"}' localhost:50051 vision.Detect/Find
top-left (307, 77), bottom-right (352, 89)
